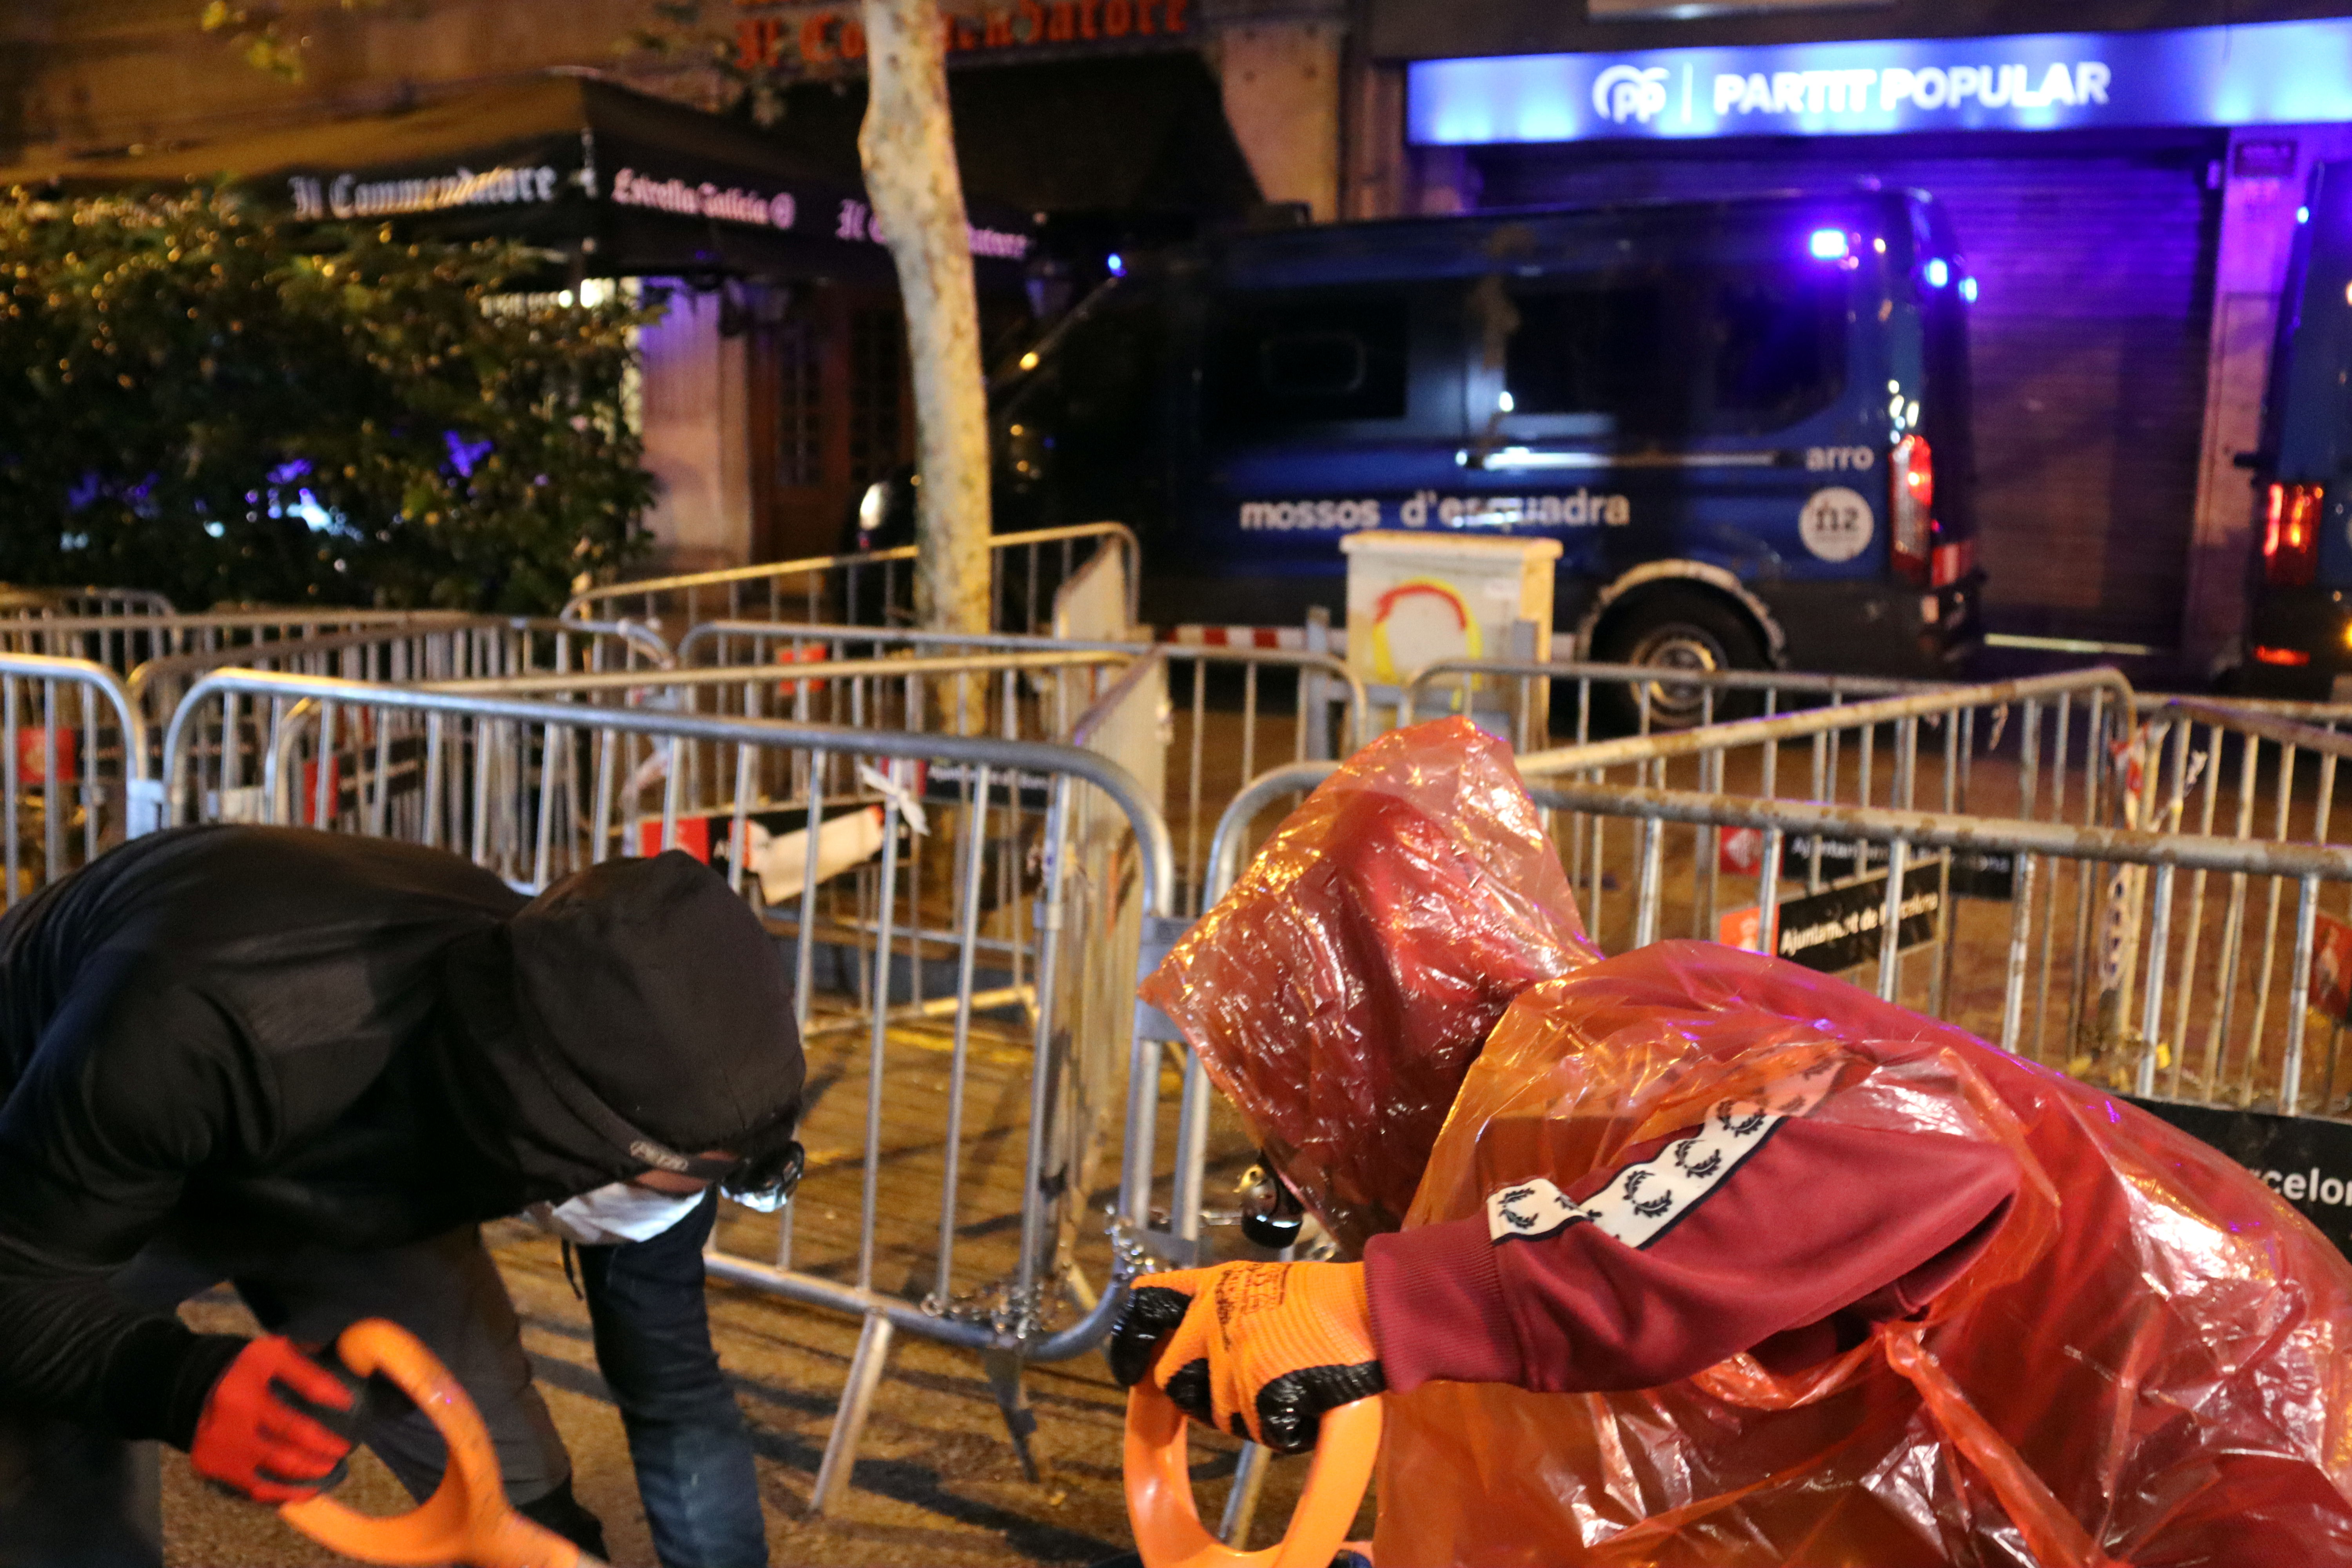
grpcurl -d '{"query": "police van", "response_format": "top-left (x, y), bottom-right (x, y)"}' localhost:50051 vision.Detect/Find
top-left (2241, 161), bottom-right (2352, 700)
top-left (869, 190), bottom-right (1985, 715)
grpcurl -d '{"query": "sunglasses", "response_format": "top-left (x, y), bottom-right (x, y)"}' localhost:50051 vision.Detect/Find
top-left (630, 1138), bottom-right (806, 1212)
top-left (719, 1140), bottom-right (805, 1212)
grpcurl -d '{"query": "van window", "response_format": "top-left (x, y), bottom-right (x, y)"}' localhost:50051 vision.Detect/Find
top-left (1207, 293), bottom-right (1410, 430)
top-left (1051, 289), bottom-right (1163, 440)
top-left (1503, 258), bottom-right (1849, 437)
top-left (1003, 284), bottom-right (1168, 523)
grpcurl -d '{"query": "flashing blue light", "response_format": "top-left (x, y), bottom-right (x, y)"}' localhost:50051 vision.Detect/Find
top-left (1960, 275), bottom-right (1979, 304)
top-left (2301, 206), bottom-right (2313, 224)
top-left (1106, 252), bottom-right (1126, 276)
top-left (1808, 229), bottom-right (1850, 261)
top-left (1924, 257), bottom-right (1950, 289)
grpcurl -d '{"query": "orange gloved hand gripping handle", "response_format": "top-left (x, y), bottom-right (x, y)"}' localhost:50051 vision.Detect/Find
top-left (278, 1318), bottom-right (595, 1568)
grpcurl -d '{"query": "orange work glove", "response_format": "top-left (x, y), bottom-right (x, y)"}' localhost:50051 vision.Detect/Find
top-left (189, 1336), bottom-right (357, 1503)
top-left (1107, 1260), bottom-right (1384, 1453)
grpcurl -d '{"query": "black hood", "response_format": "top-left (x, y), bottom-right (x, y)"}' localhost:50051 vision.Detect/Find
top-left (444, 851), bottom-right (806, 1203)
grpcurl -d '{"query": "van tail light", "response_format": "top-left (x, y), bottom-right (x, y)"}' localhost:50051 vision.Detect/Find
top-left (1889, 434), bottom-right (1934, 586)
top-left (2264, 483), bottom-right (2325, 587)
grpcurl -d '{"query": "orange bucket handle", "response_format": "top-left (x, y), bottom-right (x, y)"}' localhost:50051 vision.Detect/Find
top-left (279, 1318), bottom-right (593, 1568)
top-left (1123, 1381), bottom-right (1381, 1568)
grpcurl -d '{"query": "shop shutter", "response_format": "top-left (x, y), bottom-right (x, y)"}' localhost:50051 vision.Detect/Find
top-left (1474, 136), bottom-right (2225, 648)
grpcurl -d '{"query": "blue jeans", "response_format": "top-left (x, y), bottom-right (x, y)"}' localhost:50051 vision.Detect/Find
top-left (576, 1191), bottom-right (768, 1568)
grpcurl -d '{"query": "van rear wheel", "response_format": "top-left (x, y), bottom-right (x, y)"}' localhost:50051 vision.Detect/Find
top-left (1592, 589), bottom-right (1768, 733)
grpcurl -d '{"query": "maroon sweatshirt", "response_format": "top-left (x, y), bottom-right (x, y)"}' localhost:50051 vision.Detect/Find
top-left (1362, 1074), bottom-right (2021, 1392)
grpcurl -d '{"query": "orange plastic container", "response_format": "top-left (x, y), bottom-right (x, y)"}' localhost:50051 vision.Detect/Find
top-left (281, 1318), bottom-right (592, 1568)
top-left (1125, 1381), bottom-right (1379, 1568)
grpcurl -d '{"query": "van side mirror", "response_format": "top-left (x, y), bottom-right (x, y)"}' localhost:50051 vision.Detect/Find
top-left (848, 468), bottom-right (918, 553)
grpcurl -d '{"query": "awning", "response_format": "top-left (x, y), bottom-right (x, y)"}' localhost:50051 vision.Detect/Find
top-left (764, 53), bottom-right (1262, 220)
top-left (0, 73), bottom-right (1038, 283)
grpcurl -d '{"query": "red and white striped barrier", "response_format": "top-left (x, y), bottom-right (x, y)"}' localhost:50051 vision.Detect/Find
top-left (1161, 624), bottom-right (1348, 656)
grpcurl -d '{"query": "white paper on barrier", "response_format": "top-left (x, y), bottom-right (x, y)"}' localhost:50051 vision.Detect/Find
top-left (750, 805), bottom-right (887, 907)
top-left (212, 786), bottom-right (267, 824)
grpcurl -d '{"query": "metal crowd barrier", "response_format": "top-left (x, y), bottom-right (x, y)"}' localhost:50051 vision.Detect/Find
top-left (1513, 680), bottom-right (2352, 1108)
top-left (2115, 695), bottom-right (2352, 1113)
top-left (150, 668), bottom-right (1183, 1510)
top-left (1508, 670), bottom-right (2134, 971)
top-left (1200, 676), bottom-right (2352, 1113)
top-left (1392, 668), bottom-right (2352, 1086)
top-left (1507, 672), bottom-right (2340, 1089)
top-left (124, 614), bottom-right (668, 699)
top-left (1401, 656), bottom-right (1958, 750)
top-left (560, 522), bottom-right (1143, 637)
top-left (0, 606), bottom-right (668, 904)
top-left (0, 608), bottom-right (498, 691)
top-left (670, 618), bottom-right (1371, 915)
top-left (1517, 777), bottom-right (2352, 1111)
top-left (1403, 657), bottom-right (2128, 814)
top-left (0, 653), bottom-right (152, 908)
top-left (654, 623), bottom-right (1142, 741)
top-left (580, 532), bottom-right (1375, 911)
top-left (0, 584), bottom-right (178, 621)
top-left (132, 617), bottom-right (671, 829)
top-left (394, 653), bottom-right (1140, 997)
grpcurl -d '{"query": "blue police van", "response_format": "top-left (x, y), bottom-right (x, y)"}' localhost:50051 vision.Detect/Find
top-left (866, 189), bottom-right (1985, 710)
top-left (2242, 161), bottom-right (2352, 700)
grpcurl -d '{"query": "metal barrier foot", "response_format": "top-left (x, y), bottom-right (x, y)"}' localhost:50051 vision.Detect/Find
top-left (1219, 1440), bottom-right (1271, 1547)
top-left (811, 1315), bottom-right (895, 1517)
top-left (982, 1347), bottom-right (1042, 1482)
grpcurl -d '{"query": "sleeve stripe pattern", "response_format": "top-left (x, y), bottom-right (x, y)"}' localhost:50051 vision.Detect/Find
top-left (1483, 1063), bottom-right (1842, 1252)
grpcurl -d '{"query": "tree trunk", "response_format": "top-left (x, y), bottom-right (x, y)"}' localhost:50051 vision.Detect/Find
top-left (858, 0), bottom-right (990, 637)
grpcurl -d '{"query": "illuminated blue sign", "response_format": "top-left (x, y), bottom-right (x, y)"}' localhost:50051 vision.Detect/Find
top-left (1407, 19), bottom-right (2352, 145)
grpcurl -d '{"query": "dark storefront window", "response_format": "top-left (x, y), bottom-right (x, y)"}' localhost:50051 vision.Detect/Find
top-left (750, 286), bottom-right (914, 561)
top-left (848, 305), bottom-right (906, 490)
top-left (771, 315), bottom-right (823, 490)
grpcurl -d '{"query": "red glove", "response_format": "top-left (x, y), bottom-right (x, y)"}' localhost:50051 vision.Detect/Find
top-left (189, 1336), bottom-right (356, 1503)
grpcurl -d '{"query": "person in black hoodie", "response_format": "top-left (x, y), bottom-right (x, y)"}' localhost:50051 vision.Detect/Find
top-left (0, 826), bottom-right (806, 1566)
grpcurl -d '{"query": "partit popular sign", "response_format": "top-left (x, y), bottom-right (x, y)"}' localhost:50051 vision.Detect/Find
top-left (1407, 18), bottom-right (2352, 145)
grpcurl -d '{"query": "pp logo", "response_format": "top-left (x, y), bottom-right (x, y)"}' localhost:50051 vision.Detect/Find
top-left (1798, 486), bottom-right (1875, 562)
top-left (1593, 65), bottom-right (1671, 125)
